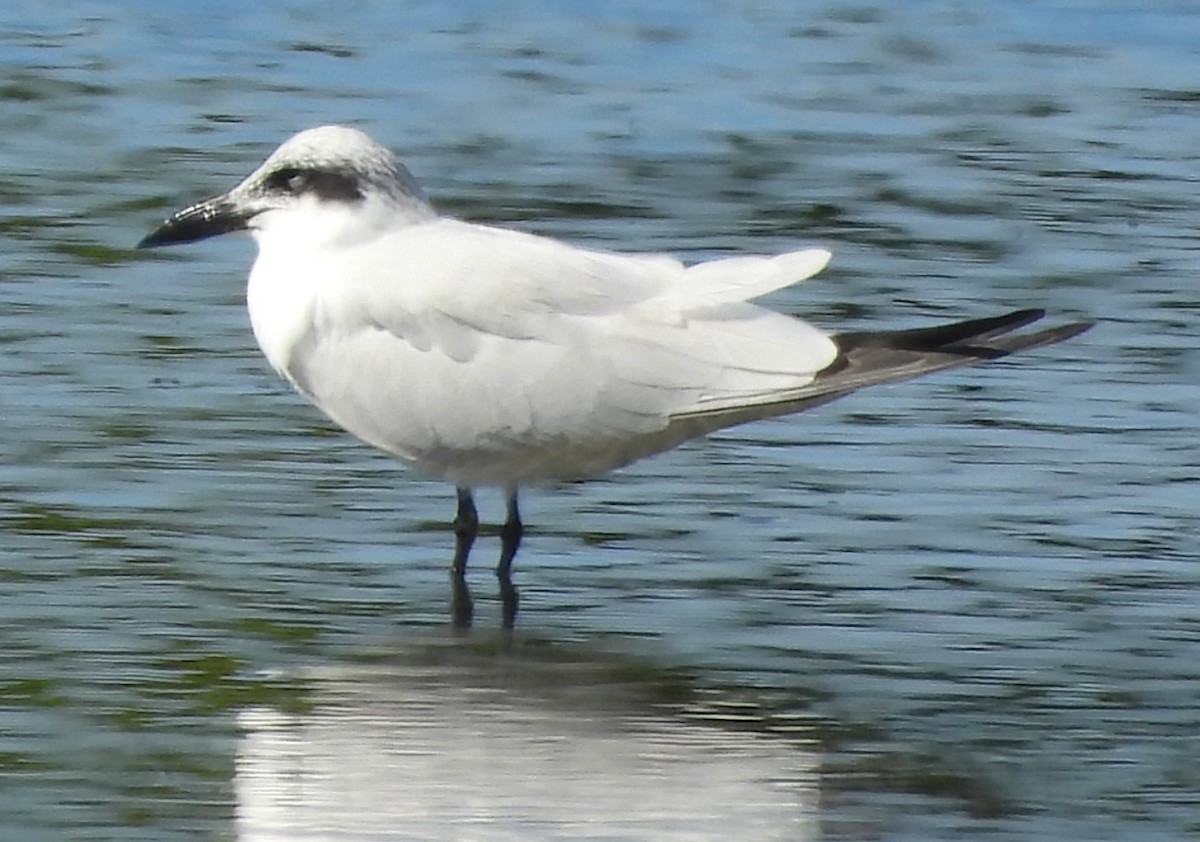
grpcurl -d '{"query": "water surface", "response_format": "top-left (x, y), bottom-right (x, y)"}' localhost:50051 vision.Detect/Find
top-left (1, 2), bottom-right (1198, 839)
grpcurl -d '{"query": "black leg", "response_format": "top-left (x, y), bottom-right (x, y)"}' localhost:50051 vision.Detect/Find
top-left (497, 490), bottom-right (522, 630)
top-left (450, 486), bottom-right (477, 629)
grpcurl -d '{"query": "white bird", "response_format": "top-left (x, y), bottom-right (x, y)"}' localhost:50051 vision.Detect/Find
top-left (139, 125), bottom-right (1091, 627)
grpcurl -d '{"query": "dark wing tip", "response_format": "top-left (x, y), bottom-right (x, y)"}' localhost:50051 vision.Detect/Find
top-left (984, 318), bottom-right (1094, 354)
top-left (819, 308), bottom-right (1093, 395)
top-left (835, 308), bottom-right (1092, 356)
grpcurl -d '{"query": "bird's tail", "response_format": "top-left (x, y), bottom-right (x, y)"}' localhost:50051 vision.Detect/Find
top-left (668, 308), bottom-right (1092, 431)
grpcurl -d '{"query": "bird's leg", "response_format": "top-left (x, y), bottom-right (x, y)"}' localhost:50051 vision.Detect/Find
top-left (450, 486), bottom-right (478, 629)
top-left (497, 490), bottom-right (522, 630)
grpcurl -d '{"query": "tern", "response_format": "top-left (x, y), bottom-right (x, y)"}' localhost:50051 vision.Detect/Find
top-left (139, 125), bottom-right (1091, 627)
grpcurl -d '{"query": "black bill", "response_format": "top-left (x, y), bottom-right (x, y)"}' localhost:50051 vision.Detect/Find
top-left (137, 196), bottom-right (251, 249)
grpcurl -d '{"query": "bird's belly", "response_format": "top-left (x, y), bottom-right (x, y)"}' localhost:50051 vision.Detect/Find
top-left (285, 329), bottom-right (665, 487)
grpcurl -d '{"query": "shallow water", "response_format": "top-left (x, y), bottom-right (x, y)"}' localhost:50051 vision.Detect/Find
top-left (2, 1), bottom-right (1198, 839)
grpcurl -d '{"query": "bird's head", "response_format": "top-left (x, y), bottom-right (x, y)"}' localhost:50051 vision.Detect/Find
top-left (138, 125), bottom-right (435, 250)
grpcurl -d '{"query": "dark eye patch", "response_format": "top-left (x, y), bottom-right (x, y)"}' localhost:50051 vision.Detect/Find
top-left (263, 166), bottom-right (363, 202)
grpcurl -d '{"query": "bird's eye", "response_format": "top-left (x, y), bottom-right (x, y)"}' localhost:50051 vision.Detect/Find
top-left (266, 167), bottom-right (308, 194)
top-left (263, 167), bottom-right (363, 202)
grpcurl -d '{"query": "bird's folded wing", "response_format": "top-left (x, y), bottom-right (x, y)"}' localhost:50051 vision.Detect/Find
top-left (332, 219), bottom-right (832, 358)
top-left (296, 220), bottom-right (839, 466)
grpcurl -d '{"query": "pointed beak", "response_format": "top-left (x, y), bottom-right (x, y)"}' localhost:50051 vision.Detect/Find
top-left (137, 195), bottom-right (252, 249)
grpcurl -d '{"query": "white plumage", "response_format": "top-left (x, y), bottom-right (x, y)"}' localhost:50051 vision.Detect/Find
top-left (139, 125), bottom-right (1090, 626)
top-left (220, 127), bottom-right (840, 486)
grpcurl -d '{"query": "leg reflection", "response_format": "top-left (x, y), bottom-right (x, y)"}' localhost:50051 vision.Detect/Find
top-left (497, 491), bottom-right (522, 630)
top-left (450, 486), bottom-right (477, 629)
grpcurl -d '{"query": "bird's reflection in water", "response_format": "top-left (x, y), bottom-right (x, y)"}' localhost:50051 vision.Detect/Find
top-left (236, 638), bottom-right (819, 841)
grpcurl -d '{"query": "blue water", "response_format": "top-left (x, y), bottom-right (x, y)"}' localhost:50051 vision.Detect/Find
top-left (2, 1), bottom-right (1198, 839)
